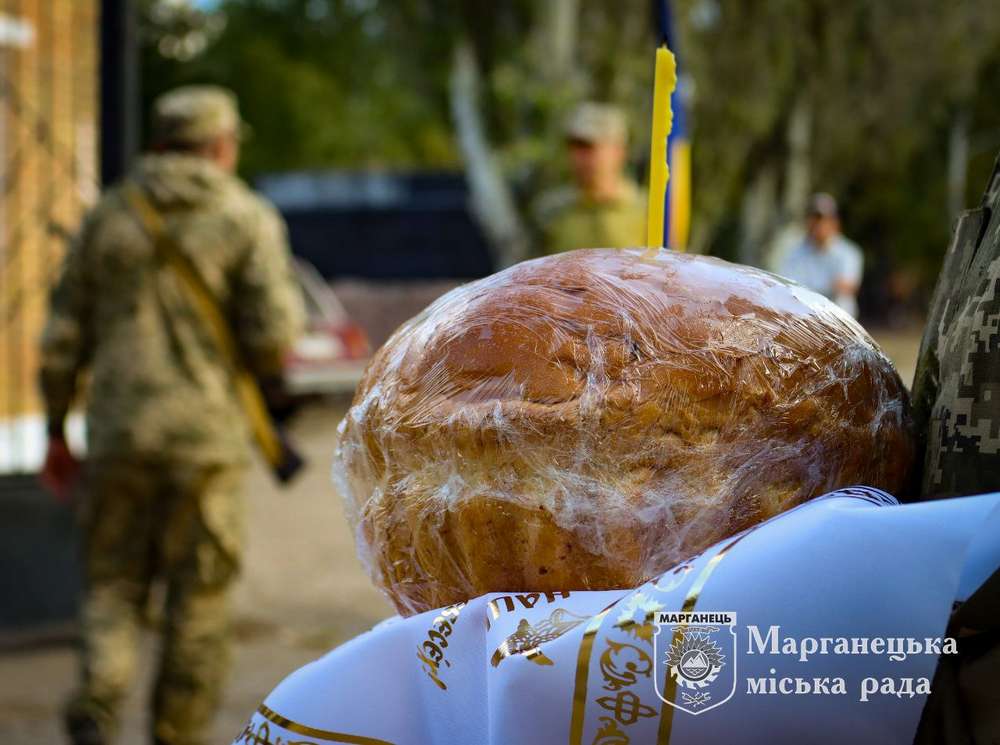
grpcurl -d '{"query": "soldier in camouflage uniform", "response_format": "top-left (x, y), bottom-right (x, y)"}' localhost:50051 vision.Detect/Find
top-left (912, 155), bottom-right (1000, 743)
top-left (39, 86), bottom-right (304, 745)
top-left (535, 102), bottom-right (647, 256)
top-left (911, 155), bottom-right (1000, 499)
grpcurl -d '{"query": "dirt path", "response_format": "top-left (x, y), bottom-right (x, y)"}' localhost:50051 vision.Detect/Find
top-left (0, 401), bottom-right (392, 744)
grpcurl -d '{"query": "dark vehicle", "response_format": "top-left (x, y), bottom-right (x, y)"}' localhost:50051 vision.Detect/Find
top-left (256, 171), bottom-right (494, 280)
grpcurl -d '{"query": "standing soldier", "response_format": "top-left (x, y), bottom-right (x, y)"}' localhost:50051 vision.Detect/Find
top-left (38, 86), bottom-right (304, 745)
top-left (535, 101), bottom-right (647, 256)
top-left (911, 156), bottom-right (1000, 499)
top-left (912, 154), bottom-right (1000, 743)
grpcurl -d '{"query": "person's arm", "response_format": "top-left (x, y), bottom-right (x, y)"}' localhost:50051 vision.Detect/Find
top-left (232, 198), bottom-right (306, 380)
top-left (910, 209), bottom-right (987, 499)
top-left (833, 242), bottom-right (863, 298)
top-left (38, 212), bottom-right (95, 498)
top-left (833, 276), bottom-right (860, 297)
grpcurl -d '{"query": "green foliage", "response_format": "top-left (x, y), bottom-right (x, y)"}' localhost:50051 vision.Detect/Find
top-left (141, 0), bottom-right (461, 173)
top-left (141, 0), bottom-right (1000, 290)
top-left (967, 50), bottom-right (1000, 204)
top-left (676, 0), bottom-right (1000, 283)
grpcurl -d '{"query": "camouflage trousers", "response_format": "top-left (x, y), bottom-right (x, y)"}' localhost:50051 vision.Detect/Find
top-left (65, 459), bottom-right (246, 745)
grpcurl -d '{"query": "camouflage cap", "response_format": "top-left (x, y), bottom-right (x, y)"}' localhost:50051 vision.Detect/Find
top-left (152, 85), bottom-right (247, 146)
top-left (565, 101), bottom-right (628, 144)
top-left (807, 192), bottom-right (839, 219)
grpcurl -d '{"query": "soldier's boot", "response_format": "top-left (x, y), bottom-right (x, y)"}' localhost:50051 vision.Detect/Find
top-left (151, 581), bottom-right (232, 745)
top-left (71, 461), bottom-right (157, 744)
top-left (66, 576), bottom-right (145, 745)
top-left (64, 706), bottom-right (109, 745)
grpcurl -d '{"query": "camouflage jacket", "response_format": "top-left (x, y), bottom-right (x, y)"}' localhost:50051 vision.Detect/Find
top-left (911, 155), bottom-right (1000, 499)
top-left (535, 179), bottom-right (647, 256)
top-left (40, 154), bottom-right (305, 464)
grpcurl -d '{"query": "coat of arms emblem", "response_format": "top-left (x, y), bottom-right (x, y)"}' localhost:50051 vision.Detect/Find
top-left (653, 611), bottom-right (737, 714)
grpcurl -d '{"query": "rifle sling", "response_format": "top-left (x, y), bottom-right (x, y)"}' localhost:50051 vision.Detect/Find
top-left (123, 183), bottom-right (284, 468)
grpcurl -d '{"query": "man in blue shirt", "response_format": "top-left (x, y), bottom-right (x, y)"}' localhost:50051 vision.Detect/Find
top-left (777, 193), bottom-right (864, 318)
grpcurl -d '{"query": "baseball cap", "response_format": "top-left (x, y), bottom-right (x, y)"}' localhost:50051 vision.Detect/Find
top-left (807, 192), bottom-right (839, 219)
top-left (151, 85), bottom-right (248, 147)
top-left (564, 102), bottom-right (628, 144)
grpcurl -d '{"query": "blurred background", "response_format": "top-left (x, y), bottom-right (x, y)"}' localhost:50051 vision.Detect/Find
top-left (1, 0), bottom-right (999, 741)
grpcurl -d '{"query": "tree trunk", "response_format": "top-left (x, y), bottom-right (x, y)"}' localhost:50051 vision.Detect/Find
top-left (449, 40), bottom-right (530, 269)
top-left (947, 109), bottom-right (970, 223)
top-left (738, 163), bottom-right (778, 267)
top-left (782, 94), bottom-right (812, 220)
top-left (743, 95), bottom-right (812, 270)
top-left (536, 0), bottom-right (579, 83)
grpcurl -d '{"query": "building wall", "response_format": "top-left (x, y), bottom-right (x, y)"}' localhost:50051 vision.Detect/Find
top-left (0, 0), bottom-right (98, 434)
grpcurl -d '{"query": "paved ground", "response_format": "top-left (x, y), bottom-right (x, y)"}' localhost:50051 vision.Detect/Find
top-left (0, 324), bottom-right (924, 744)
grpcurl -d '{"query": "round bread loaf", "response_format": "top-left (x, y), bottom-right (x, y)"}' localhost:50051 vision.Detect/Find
top-left (335, 248), bottom-right (914, 615)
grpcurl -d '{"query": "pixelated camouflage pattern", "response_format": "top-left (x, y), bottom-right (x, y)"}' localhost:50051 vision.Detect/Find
top-left (912, 154), bottom-right (1000, 498)
top-left (65, 459), bottom-right (243, 745)
top-left (40, 153), bottom-right (305, 464)
top-left (535, 179), bottom-right (647, 256)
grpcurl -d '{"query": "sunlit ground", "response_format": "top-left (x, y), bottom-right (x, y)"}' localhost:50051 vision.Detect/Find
top-left (0, 401), bottom-right (392, 744)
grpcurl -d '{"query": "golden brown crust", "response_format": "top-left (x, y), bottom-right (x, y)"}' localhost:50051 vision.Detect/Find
top-left (335, 248), bottom-right (915, 615)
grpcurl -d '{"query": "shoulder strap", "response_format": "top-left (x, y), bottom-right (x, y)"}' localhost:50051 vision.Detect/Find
top-left (123, 183), bottom-right (285, 469)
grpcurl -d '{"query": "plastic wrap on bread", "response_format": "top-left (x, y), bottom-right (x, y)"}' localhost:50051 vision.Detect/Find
top-left (334, 248), bottom-right (914, 616)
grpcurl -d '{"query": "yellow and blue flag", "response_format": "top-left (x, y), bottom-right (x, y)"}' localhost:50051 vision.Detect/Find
top-left (657, 0), bottom-right (692, 251)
